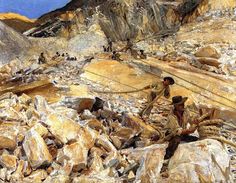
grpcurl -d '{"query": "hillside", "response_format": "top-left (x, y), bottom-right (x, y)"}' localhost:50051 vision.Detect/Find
top-left (0, 13), bottom-right (36, 33)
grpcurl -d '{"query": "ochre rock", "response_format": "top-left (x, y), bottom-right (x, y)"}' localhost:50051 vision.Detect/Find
top-left (23, 130), bottom-right (53, 169)
top-left (0, 122), bottom-right (19, 150)
top-left (0, 154), bottom-right (17, 170)
top-left (31, 123), bottom-right (48, 137)
top-left (196, 57), bottom-right (221, 68)
top-left (24, 169), bottom-right (48, 182)
top-left (194, 46), bottom-right (221, 59)
top-left (43, 175), bottom-right (70, 183)
top-left (44, 113), bottom-right (81, 144)
top-left (167, 139), bottom-right (233, 183)
top-left (57, 140), bottom-right (88, 172)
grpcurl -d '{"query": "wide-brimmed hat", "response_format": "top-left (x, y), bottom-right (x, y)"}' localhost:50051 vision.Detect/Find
top-left (164, 77), bottom-right (175, 85)
top-left (171, 96), bottom-right (188, 105)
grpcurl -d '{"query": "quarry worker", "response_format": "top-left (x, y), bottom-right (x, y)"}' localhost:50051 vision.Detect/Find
top-left (52, 52), bottom-right (61, 60)
top-left (123, 38), bottom-right (134, 52)
top-left (164, 96), bottom-right (199, 159)
top-left (111, 51), bottom-right (123, 61)
top-left (107, 37), bottom-right (113, 52)
top-left (139, 50), bottom-right (147, 59)
top-left (139, 77), bottom-right (175, 117)
top-left (38, 52), bottom-right (46, 64)
top-left (103, 46), bottom-right (108, 52)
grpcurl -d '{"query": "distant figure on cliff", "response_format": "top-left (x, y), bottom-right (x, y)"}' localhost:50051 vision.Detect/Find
top-left (123, 38), bottom-right (134, 52)
top-left (38, 52), bottom-right (46, 64)
top-left (56, 52), bottom-right (60, 57)
top-left (139, 50), bottom-right (147, 59)
top-left (103, 46), bottom-right (108, 52)
top-left (107, 37), bottom-right (113, 52)
top-left (52, 52), bottom-right (61, 60)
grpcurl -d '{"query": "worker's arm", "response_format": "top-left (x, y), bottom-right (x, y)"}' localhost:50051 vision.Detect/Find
top-left (181, 109), bottom-right (200, 135)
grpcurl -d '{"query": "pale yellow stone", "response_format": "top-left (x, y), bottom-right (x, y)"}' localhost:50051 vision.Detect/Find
top-left (0, 122), bottom-right (18, 150)
top-left (24, 169), bottom-right (48, 182)
top-left (43, 175), bottom-right (70, 183)
top-left (44, 113), bottom-right (81, 144)
top-left (23, 130), bottom-right (52, 169)
top-left (31, 123), bottom-right (48, 137)
top-left (0, 154), bottom-right (17, 170)
top-left (167, 139), bottom-right (233, 183)
top-left (57, 140), bottom-right (88, 171)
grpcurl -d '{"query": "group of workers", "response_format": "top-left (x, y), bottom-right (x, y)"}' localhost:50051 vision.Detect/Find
top-left (103, 37), bottom-right (147, 61)
top-left (38, 52), bottom-right (78, 64)
top-left (38, 37), bottom-right (147, 64)
top-left (139, 76), bottom-right (201, 160)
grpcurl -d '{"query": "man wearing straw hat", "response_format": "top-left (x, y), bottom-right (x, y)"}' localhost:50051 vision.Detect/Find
top-left (164, 96), bottom-right (199, 159)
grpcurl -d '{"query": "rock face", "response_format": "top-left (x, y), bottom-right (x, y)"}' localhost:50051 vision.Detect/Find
top-left (68, 23), bottom-right (107, 55)
top-left (26, 0), bottom-right (202, 40)
top-left (23, 130), bottom-right (52, 169)
top-left (0, 21), bottom-right (31, 66)
top-left (98, 0), bottom-right (201, 40)
top-left (185, 0), bottom-right (236, 22)
top-left (0, 13), bottom-right (36, 33)
top-left (167, 139), bottom-right (233, 183)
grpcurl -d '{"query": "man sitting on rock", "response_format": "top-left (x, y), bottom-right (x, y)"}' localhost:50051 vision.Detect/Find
top-left (139, 77), bottom-right (175, 117)
top-left (164, 96), bottom-right (199, 159)
top-left (139, 50), bottom-right (147, 59)
top-left (111, 51), bottom-right (123, 61)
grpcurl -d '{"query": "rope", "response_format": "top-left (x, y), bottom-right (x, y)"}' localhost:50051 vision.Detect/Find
top-left (92, 87), bottom-right (147, 94)
top-left (130, 59), bottom-right (236, 110)
top-left (83, 69), bottom-right (149, 95)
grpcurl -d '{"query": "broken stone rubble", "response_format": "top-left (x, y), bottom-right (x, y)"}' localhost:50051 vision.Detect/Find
top-left (0, 92), bottom-right (232, 182)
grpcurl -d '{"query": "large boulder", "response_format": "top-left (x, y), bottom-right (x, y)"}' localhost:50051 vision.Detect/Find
top-left (125, 144), bottom-right (167, 183)
top-left (43, 113), bottom-right (81, 144)
top-left (167, 139), bottom-right (233, 183)
top-left (23, 130), bottom-right (53, 169)
top-left (194, 46), bottom-right (221, 59)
